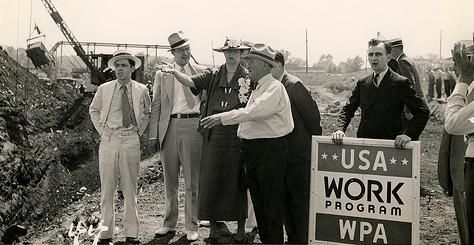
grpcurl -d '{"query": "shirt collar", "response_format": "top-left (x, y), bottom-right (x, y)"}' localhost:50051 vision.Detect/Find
top-left (277, 71), bottom-right (287, 82)
top-left (117, 79), bottom-right (131, 88)
top-left (174, 62), bottom-right (189, 72)
top-left (374, 67), bottom-right (388, 82)
top-left (396, 53), bottom-right (404, 61)
top-left (255, 73), bottom-right (275, 89)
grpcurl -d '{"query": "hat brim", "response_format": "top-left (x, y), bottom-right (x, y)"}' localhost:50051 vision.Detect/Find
top-left (107, 55), bottom-right (142, 70)
top-left (213, 46), bottom-right (251, 52)
top-left (168, 40), bottom-right (191, 51)
top-left (242, 53), bottom-right (276, 67)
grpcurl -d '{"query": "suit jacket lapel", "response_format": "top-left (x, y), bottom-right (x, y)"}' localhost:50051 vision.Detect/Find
top-left (103, 81), bottom-right (116, 122)
top-left (164, 71), bottom-right (174, 106)
top-left (131, 81), bottom-right (141, 123)
top-left (189, 63), bottom-right (198, 75)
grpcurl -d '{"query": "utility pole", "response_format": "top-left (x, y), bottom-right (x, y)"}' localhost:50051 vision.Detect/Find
top-left (305, 29), bottom-right (308, 74)
top-left (211, 41), bottom-right (215, 68)
top-left (439, 30), bottom-right (442, 62)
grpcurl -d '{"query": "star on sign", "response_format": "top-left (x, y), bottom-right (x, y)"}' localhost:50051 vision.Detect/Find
top-left (402, 158), bottom-right (409, 165)
top-left (332, 153), bottom-right (338, 160)
top-left (390, 157), bottom-right (397, 165)
top-left (321, 153), bottom-right (328, 159)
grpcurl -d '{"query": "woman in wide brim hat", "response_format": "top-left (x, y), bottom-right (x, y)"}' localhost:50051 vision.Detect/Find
top-left (161, 37), bottom-right (251, 243)
top-left (195, 37), bottom-right (250, 243)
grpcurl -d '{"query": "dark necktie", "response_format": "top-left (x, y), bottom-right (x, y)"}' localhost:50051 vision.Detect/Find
top-left (121, 85), bottom-right (133, 127)
top-left (374, 73), bottom-right (380, 87)
top-left (180, 66), bottom-right (195, 108)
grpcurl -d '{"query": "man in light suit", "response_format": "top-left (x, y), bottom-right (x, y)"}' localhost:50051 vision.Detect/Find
top-left (89, 50), bottom-right (151, 245)
top-left (149, 31), bottom-right (206, 241)
top-left (271, 51), bottom-right (322, 244)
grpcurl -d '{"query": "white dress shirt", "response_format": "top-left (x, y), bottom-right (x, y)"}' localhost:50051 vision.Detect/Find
top-left (218, 73), bottom-right (294, 139)
top-left (171, 63), bottom-right (201, 114)
top-left (445, 81), bottom-right (474, 157)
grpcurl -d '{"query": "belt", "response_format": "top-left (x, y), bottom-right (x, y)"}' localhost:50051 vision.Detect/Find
top-left (102, 126), bottom-right (138, 136)
top-left (170, 113), bottom-right (200, 119)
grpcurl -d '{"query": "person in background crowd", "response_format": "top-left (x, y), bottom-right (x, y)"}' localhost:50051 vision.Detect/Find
top-left (89, 50), bottom-right (151, 245)
top-left (427, 68), bottom-right (435, 101)
top-left (435, 66), bottom-right (444, 99)
top-left (332, 39), bottom-right (429, 149)
top-left (271, 51), bottom-right (322, 244)
top-left (444, 42), bottom-right (474, 244)
top-left (149, 31), bottom-right (206, 241)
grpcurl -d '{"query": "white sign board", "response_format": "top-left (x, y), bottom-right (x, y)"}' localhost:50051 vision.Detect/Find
top-left (309, 136), bottom-right (420, 244)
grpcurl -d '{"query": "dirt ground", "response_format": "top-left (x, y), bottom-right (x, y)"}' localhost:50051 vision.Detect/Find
top-left (24, 112), bottom-right (459, 244)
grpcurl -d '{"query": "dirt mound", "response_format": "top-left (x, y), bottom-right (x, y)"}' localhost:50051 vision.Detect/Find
top-left (0, 51), bottom-right (99, 239)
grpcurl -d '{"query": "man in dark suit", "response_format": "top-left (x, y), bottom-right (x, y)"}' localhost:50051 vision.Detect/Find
top-left (332, 39), bottom-right (429, 149)
top-left (271, 52), bottom-right (322, 244)
top-left (389, 38), bottom-right (425, 100)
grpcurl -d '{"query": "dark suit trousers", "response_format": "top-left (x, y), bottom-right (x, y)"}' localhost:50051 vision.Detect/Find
top-left (453, 187), bottom-right (470, 244)
top-left (428, 79), bottom-right (435, 99)
top-left (284, 161), bottom-right (310, 244)
top-left (436, 78), bottom-right (443, 98)
top-left (241, 137), bottom-right (287, 244)
top-left (464, 158), bottom-right (474, 244)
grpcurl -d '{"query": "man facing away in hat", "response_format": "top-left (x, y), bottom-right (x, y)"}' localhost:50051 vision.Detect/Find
top-left (389, 38), bottom-right (425, 101)
top-left (271, 51), bottom-right (322, 244)
top-left (89, 50), bottom-right (151, 244)
top-left (200, 43), bottom-right (294, 244)
top-left (148, 31), bottom-right (207, 241)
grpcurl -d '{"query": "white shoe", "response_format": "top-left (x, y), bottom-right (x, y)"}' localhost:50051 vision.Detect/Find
top-left (155, 226), bottom-right (175, 236)
top-left (186, 230), bottom-right (199, 241)
top-left (199, 220), bottom-right (210, 227)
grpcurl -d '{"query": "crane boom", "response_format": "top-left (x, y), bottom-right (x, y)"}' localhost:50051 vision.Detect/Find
top-left (40, 0), bottom-right (106, 84)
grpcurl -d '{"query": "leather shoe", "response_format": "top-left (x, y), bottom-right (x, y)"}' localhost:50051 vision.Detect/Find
top-left (125, 237), bottom-right (140, 244)
top-left (186, 230), bottom-right (199, 241)
top-left (97, 238), bottom-right (113, 245)
top-left (232, 233), bottom-right (249, 244)
top-left (155, 226), bottom-right (176, 236)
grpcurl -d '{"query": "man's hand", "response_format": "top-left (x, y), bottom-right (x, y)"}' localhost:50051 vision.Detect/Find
top-left (331, 130), bottom-right (345, 145)
top-left (394, 134), bottom-right (411, 149)
top-left (200, 115), bottom-right (223, 129)
top-left (452, 43), bottom-right (474, 85)
top-left (150, 139), bottom-right (160, 152)
top-left (156, 61), bottom-right (175, 74)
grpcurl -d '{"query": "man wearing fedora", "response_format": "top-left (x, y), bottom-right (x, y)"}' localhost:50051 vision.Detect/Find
top-left (157, 37), bottom-right (252, 242)
top-left (200, 43), bottom-right (294, 244)
top-left (149, 31), bottom-right (206, 241)
top-left (89, 50), bottom-right (151, 244)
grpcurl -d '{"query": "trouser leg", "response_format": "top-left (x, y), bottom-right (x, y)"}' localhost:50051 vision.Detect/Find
top-left (176, 118), bottom-right (201, 231)
top-left (284, 162), bottom-right (310, 244)
top-left (161, 122), bottom-right (180, 229)
top-left (99, 135), bottom-right (119, 239)
top-left (119, 133), bottom-right (141, 238)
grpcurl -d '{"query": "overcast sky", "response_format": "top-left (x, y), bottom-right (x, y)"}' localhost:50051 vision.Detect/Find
top-left (1, 0), bottom-right (473, 66)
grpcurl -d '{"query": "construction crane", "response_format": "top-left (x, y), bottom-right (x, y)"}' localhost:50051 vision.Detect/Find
top-left (40, 0), bottom-right (107, 85)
